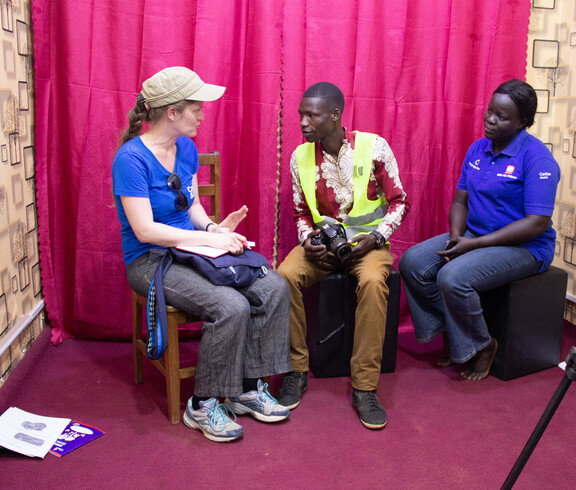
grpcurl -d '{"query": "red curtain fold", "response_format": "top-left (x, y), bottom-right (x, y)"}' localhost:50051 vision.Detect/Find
top-left (191, 0), bottom-right (283, 258)
top-left (32, 0), bottom-right (531, 341)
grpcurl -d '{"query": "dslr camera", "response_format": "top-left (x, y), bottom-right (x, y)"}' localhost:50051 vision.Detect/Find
top-left (310, 223), bottom-right (352, 261)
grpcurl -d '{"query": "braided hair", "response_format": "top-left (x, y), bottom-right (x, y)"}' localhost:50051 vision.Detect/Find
top-left (119, 95), bottom-right (189, 145)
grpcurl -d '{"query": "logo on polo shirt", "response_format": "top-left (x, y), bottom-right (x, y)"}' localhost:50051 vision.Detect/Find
top-left (497, 164), bottom-right (517, 180)
top-left (539, 172), bottom-right (552, 180)
top-left (468, 159), bottom-right (480, 170)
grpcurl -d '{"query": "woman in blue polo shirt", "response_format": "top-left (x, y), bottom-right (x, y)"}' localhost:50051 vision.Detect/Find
top-left (113, 67), bottom-right (291, 442)
top-left (399, 79), bottom-right (560, 381)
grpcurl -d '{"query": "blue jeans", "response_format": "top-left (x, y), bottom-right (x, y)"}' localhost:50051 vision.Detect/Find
top-left (127, 249), bottom-right (291, 397)
top-left (398, 231), bottom-right (541, 363)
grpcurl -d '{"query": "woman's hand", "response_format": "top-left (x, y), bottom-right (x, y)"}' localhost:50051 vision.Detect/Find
top-left (209, 231), bottom-right (248, 255)
top-left (218, 205), bottom-right (248, 232)
top-left (437, 215), bottom-right (552, 263)
top-left (436, 236), bottom-right (477, 262)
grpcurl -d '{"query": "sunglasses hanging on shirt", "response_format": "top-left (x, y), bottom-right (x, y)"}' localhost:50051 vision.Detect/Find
top-left (167, 173), bottom-right (189, 210)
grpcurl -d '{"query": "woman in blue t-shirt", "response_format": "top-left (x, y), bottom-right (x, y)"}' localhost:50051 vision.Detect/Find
top-left (112, 67), bottom-right (291, 442)
top-left (399, 79), bottom-right (560, 381)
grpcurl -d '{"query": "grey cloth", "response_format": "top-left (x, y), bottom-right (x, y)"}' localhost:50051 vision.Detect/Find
top-left (127, 249), bottom-right (291, 397)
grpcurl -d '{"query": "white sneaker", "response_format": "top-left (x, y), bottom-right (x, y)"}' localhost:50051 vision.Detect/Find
top-left (183, 397), bottom-right (243, 442)
top-left (225, 380), bottom-right (290, 423)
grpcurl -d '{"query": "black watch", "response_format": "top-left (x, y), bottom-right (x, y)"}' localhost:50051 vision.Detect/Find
top-left (371, 231), bottom-right (385, 248)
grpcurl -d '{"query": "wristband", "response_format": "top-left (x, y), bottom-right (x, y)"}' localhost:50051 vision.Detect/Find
top-left (371, 231), bottom-right (385, 248)
top-left (205, 222), bottom-right (215, 231)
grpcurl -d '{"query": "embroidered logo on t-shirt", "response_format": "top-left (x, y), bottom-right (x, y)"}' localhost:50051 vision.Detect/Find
top-left (468, 159), bottom-right (480, 170)
top-left (497, 164), bottom-right (518, 180)
top-left (539, 172), bottom-right (552, 180)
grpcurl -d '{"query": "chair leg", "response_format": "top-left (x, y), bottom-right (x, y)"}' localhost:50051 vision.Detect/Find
top-left (133, 294), bottom-right (143, 385)
top-left (165, 314), bottom-right (182, 424)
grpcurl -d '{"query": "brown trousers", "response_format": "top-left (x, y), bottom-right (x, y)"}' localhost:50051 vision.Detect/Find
top-left (277, 245), bottom-right (394, 390)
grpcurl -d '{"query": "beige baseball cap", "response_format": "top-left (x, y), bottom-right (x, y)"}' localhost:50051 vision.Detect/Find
top-left (140, 67), bottom-right (226, 108)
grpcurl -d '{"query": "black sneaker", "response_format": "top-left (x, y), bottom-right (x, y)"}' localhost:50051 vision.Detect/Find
top-left (275, 371), bottom-right (308, 410)
top-left (352, 389), bottom-right (387, 429)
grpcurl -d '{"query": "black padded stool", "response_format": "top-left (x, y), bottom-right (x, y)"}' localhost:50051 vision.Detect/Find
top-left (303, 268), bottom-right (401, 378)
top-left (480, 265), bottom-right (567, 381)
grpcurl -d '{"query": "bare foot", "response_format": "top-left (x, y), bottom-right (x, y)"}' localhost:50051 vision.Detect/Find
top-left (460, 338), bottom-right (498, 381)
top-left (437, 332), bottom-right (454, 367)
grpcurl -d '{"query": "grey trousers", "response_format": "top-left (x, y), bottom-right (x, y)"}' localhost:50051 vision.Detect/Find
top-left (127, 249), bottom-right (291, 397)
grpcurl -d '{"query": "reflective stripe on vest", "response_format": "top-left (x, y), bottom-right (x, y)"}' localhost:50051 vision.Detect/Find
top-left (295, 131), bottom-right (387, 237)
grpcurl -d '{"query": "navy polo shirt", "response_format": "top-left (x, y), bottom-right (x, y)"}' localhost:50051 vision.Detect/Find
top-left (457, 128), bottom-right (560, 272)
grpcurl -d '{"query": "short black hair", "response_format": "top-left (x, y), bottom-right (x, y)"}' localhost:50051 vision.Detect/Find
top-left (303, 82), bottom-right (345, 112)
top-left (493, 79), bottom-right (537, 128)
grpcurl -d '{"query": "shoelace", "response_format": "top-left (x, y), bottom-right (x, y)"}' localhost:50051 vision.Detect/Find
top-left (258, 383), bottom-right (279, 404)
top-left (363, 393), bottom-right (382, 412)
top-left (279, 375), bottom-right (299, 395)
top-left (208, 403), bottom-right (238, 432)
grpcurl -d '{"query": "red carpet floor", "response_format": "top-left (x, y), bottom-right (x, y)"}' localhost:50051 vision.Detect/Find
top-left (1, 324), bottom-right (575, 489)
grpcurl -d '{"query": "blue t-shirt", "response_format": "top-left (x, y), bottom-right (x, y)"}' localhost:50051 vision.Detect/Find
top-left (457, 128), bottom-right (560, 272)
top-left (112, 136), bottom-right (200, 265)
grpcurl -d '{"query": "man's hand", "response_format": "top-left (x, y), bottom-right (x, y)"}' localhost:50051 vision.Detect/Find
top-left (303, 229), bottom-right (328, 261)
top-left (350, 233), bottom-right (377, 259)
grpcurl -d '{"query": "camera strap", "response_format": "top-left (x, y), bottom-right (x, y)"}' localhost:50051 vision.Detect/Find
top-left (342, 263), bottom-right (351, 332)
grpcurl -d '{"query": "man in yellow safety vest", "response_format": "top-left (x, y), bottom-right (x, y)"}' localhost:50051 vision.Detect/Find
top-left (276, 82), bottom-right (409, 430)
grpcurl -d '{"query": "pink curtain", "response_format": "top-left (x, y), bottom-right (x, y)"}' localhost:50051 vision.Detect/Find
top-left (32, 0), bottom-right (530, 342)
top-left (277, 0), bottom-right (531, 262)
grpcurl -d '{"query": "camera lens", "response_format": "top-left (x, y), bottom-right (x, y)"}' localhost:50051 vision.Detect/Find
top-left (332, 241), bottom-right (352, 261)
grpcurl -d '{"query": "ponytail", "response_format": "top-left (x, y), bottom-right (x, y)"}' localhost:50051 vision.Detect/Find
top-left (118, 97), bottom-right (190, 148)
top-left (120, 95), bottom-right (148, 145)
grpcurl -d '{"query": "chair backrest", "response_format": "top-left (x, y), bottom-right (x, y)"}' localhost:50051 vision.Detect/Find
top-left (197, 152), bottom-right (221, 223)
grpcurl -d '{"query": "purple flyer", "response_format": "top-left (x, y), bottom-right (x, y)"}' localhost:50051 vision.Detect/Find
top-left (49, 421), bottom-right (105, 457)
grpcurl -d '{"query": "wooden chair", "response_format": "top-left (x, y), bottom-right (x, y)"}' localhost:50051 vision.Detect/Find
top-left (132, 151), bottom-right (221, 424)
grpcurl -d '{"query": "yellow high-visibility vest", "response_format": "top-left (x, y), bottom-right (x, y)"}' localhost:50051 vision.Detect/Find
top-left (295, 131), bottom-right (387, 238)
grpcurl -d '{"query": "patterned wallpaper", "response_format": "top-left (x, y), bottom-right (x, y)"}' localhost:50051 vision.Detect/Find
top-left (526, 0), bottom-right (576, 321)
top-left (0, 0), bottom-right (42, 386)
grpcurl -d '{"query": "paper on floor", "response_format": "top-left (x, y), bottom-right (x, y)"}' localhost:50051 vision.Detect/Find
top-left (0, 407), bottom-right (70, 458)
